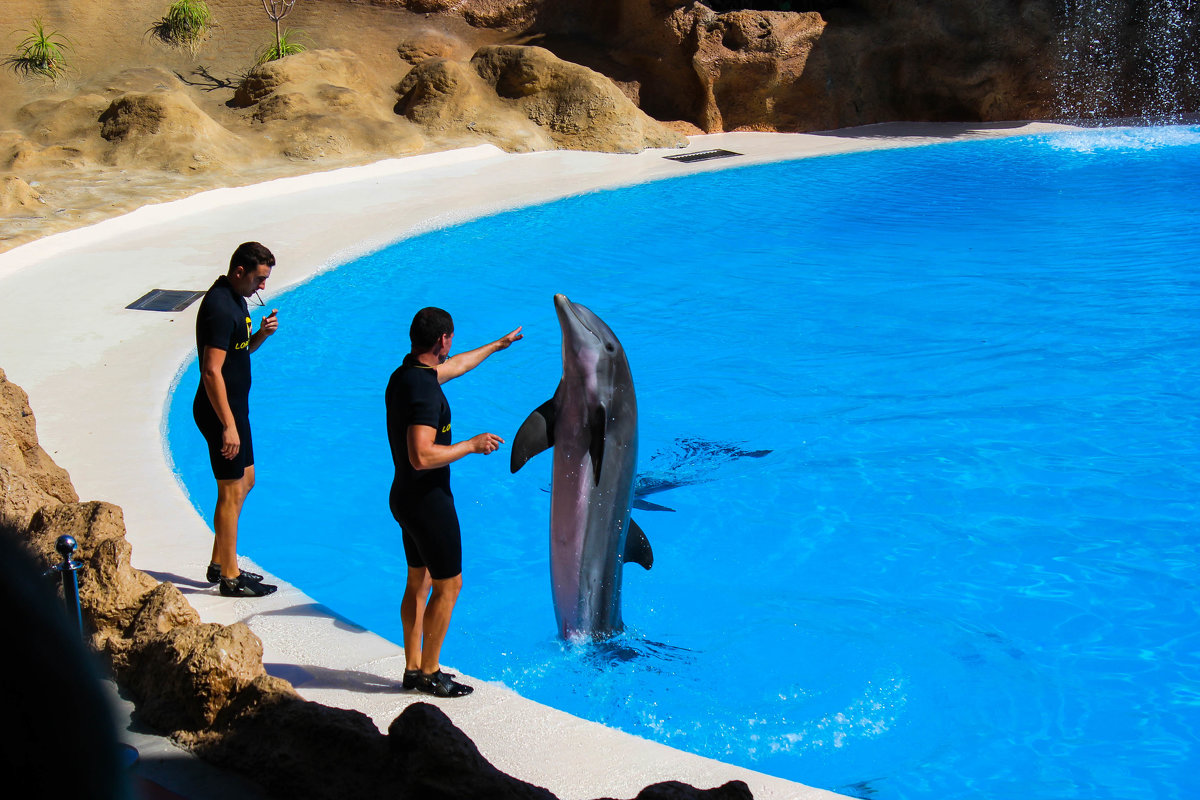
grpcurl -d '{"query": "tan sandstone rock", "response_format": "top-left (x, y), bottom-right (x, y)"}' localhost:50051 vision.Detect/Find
top-left (15, 94), bottom-right (111, 148)
top-left (396, 28), bottom-right (474, 65)
top-left (125, 579), bottom-right (202, 642)
top-left (0, 367), bottom-right (78, 526)
top-left (413, 0), bottom-right (1063, 131)
top-left (396, 57), bottom-right (557, 152)
top-left (0, 175), bottom-right (44, 215)
top-left (124, 621), bottom-right (269, 732)
top-left (231, 49), bottom-right (424, 161)
top-left (471, 45), bottom-right (687, 151)
top-left (99, 90), bottom-right (253, 172)
top-left (396, 45), bottom-right (685, 153)
top-left (688, 8), bottom-right (829, 132)
top-left (26, 501), bottom-right (159, 634)
top-left (399, 0), bottom-right (540, 28)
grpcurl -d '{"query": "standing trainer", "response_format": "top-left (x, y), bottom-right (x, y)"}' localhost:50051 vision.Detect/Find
top-left (193, 241), bottom-right (279, 598)
top-left (387, 307), bottom-right (522, 697)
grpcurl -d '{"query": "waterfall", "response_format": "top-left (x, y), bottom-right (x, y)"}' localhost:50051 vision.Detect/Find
top-left (1058, 0), bottom-right (1199, 122)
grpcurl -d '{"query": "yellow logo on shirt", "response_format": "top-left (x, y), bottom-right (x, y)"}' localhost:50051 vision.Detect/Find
top-left (235, 316), bottom-right (251, 350)
top-left (441, 424), bottom-right (451, 433)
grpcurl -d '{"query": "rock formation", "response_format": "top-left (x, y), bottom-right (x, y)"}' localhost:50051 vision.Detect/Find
top-left (0, 367), bottom-right (754, 799)
top-left (396, 45), bottom-right (687, 152)
top-left (396, 0), bottom-right (1065, 131)
top-left (0, 367), bottom-right (78, 527)
top-left (230, 49), bottom-right (425, 161)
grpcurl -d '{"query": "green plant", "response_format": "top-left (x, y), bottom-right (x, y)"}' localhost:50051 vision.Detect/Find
top-left (4, 19), bottom-right (70, 81)
top-left (151, 0), bottom-right (216, 49)
top-left (255, 1), bottom-right (304, 65)
top-left (254, 28), bottom-right (307, 65)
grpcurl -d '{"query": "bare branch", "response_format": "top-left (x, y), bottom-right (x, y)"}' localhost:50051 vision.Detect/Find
top-left (261, 0), bottom-right (298, 24)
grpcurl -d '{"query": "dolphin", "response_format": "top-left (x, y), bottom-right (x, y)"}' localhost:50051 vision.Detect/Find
top-left (511, 294), bottom-right (653, 639)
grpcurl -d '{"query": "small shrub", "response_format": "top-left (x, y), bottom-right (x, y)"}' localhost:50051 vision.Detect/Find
top-left (151, 0), bottom-right (216, 50)
top-left (255, 28), bottom-right (307, 65)
top-left (4, 19), bottom-right (70, 81)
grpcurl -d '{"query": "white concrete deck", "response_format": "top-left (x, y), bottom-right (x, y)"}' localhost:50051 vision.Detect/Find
top-left (0, 122), bottom-right (1068, 800)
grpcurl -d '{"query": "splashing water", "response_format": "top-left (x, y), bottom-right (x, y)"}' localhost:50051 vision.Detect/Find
top-left (1058, 0), bottom-right (1199, 121)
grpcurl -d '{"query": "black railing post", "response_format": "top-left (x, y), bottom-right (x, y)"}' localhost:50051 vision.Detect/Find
top-left (50, 534), bottom-right (84, 637)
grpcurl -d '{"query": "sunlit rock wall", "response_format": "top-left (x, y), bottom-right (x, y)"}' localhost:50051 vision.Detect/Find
top-left (379, 0), bottom-right (1199, 129)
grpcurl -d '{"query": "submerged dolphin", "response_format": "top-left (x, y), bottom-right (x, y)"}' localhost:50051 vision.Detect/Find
top-left (511, 294), bottom-right (653, 639)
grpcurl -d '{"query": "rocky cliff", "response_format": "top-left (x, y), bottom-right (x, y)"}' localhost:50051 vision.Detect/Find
top-left (388, 0), bottom-right (1199, 129)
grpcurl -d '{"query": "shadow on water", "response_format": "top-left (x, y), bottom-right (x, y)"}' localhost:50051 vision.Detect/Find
top-left (839, 778), bottom-right (886, 798)
top-left (633, 437), bottom-right (772, 512)
top-left (534, 436), bottom-right (772, 512)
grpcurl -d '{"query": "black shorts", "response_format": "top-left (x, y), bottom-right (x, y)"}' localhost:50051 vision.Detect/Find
top-left (390, 484), bottom-right (462, 580)
top-left (193, 394), bottom-right (253, 481)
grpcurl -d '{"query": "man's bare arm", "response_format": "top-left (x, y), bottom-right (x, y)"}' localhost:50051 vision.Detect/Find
top-left (200, 347), bottom-right (240, 459)
top-left (436, 327), bottom-right (523, 384)
top-left (407, 425), bottom-right (504, 470)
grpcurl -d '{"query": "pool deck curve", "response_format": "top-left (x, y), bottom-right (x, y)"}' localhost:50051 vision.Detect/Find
top-left (0, 122), bottom-right (1070, 800)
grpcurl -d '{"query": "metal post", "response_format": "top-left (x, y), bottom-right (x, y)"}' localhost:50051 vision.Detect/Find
top-left (44, 535), bottom-right (141, 769)
top-left (50, 534), bottom-right (84, 637)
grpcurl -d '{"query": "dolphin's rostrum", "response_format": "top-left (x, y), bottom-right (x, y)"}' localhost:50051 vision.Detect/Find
top-left (511, 294), bottom-right (653, 639)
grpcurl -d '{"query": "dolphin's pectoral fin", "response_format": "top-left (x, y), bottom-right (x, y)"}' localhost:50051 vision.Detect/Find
top-left (633, 498), bottom-right (676, 513)
top-left (511, 397), bottom-right (557, 473)
top-left (588, 404), bottom-right (607, 484)
top-left (624, 519), bottom-right (653, 570)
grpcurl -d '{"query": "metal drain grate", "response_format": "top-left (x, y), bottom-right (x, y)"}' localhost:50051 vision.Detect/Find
top-left (126, 289), bottom-right (206, 312)
top-left (664, 149), bottom-right (743, 164)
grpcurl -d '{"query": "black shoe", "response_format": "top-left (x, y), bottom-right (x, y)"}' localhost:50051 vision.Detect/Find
top-left (219, 573), bottom-right (277, 597)
top-left (416, 669), bottom-right (473, 698)
top-left (403, 668), bottom-right (456, 690)
top-left (207, 563), bottom-right (264, 584)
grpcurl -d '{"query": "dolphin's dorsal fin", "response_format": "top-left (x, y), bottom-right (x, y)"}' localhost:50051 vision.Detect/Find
top-left (624, 519), bottom-right (653, 570)
top-left (589, 404), bottom-right (607, 483)
top-left (511, 395), bottom-right (558, 473)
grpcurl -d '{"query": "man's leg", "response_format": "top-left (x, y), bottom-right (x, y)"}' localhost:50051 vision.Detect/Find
top-left (401, 566), bottom-right (432, 671)
top-left (420, 573), bottom-right (462, 675)
top-left (212, 466), bottom-right (255, 580)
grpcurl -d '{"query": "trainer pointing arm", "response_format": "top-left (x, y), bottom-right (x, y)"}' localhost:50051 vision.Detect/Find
top-left (435, 327), bottom-right (523, 383)
top-left (406, 325), bottom-right (522, 470)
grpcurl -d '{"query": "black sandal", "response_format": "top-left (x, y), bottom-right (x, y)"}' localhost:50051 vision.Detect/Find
top-left (207, 563), bottom-right (264, 584)
top-left (416, 669), bottom-right (472, 698)
top-left (219, 573), bottom-right (277, 597)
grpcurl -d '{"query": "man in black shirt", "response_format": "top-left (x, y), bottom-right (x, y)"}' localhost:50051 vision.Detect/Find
top-left (386, 307), bottom-right (522, 697)
top-left (193, 241), bottom-right (279, 598)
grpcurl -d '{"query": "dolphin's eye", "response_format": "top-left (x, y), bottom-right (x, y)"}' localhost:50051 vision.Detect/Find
top-left (605, 343), bottom-right (615, 352)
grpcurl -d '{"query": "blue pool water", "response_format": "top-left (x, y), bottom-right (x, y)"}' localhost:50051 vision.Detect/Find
top-left (168, 127), bottom-right (1200, 799)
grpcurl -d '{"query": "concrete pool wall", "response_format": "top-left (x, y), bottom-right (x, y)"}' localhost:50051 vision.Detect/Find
top-left (0, 123), bottom-right (1068, 800)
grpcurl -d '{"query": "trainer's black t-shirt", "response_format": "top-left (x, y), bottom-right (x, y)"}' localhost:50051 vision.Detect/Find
top-left (386, 353), bottom-right (452, 495)
top-left (194, 275), bottom-right (252, 415)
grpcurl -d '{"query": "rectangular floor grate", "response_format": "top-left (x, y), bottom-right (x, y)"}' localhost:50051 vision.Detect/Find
top-left (126, 289), bottom-right (206, 312)
top-left (664, 149), bottom-right (744, 164)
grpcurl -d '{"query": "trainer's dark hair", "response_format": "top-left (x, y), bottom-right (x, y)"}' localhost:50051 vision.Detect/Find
top-left (410, 307), bottom-right (454, 351)
top-left (228, 241), bottom-right (275, 275)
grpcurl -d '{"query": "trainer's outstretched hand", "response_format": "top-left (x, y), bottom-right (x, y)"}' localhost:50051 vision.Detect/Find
top-left (495, 327), bottom-right (523, 350)
top-left (470, 432), bottom-right (505, 455)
